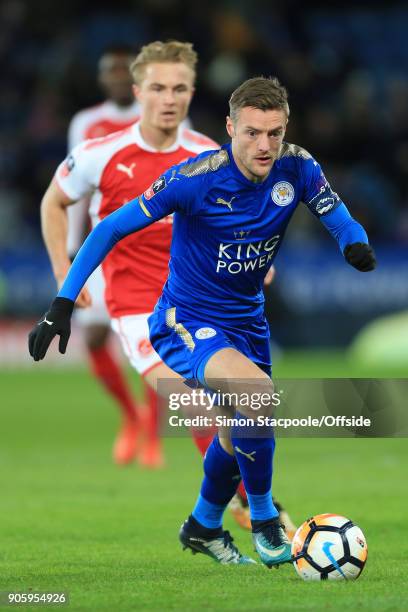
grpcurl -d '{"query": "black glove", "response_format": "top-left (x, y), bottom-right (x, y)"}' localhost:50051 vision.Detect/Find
top-left (344, 242), bottom-right (376, 272)
top-left (28, 297), bottom-right (74, 361)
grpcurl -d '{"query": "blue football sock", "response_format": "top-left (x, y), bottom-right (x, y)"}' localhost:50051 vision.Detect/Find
top-left (192, 434), bottom-right (241, 529)
top-left (231, 411), bottom-right (278, 522)
top-left (246, 492), bottom-right (278, 521)
top-left (191, 495), bottom-right (226, 530)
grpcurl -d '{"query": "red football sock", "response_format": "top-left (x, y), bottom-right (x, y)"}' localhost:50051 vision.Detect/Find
top-left (237, 480), bottom-right (247, 502)
top-left (88, 345), bottom-right (138, 422)
top-left (191, 429), bottom-right (215, 456)
top-left (144, 384), bottom-right (160, 442)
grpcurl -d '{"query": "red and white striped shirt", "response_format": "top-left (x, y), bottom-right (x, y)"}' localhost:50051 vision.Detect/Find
top-left (57, 122), bottom-right (218, 317)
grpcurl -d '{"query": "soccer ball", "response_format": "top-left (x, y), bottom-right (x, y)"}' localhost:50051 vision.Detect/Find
top-left (291, 513), bottom-right (368, 581)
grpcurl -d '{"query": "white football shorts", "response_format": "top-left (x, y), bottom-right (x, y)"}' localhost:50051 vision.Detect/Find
top-left (111, 312), bottom-right (162, 375)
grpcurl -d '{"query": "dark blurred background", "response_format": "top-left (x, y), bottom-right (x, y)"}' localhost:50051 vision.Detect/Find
top-left (1, 0), bottom-right (407, 355)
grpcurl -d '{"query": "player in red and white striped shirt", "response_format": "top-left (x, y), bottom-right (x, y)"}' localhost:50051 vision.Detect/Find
top-left (64, 45), bottom-right (154, 466)
top-left (43, 42), bottom-right (217, 470)
top-left (65, 46), bottom-right (194, 467)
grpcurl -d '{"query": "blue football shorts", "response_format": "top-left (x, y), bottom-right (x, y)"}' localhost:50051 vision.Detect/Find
top-left (148, 303), bottom-right (271, 385)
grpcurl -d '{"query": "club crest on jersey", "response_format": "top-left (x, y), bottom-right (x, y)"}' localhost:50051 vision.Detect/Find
top-left (144, 176), bottom-right (167, 200)
top-left (195, 327), bottom-right (217, 340)
top-left (271, 181), bottom-right (295, 207)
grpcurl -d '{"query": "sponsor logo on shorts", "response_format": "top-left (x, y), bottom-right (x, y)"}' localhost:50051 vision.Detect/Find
top-left (195, 327), bottom-right (217, 340)
top-left (137, 338), bottom-right (154, 357)
top-left (271, 181), bottom-right (294, 206)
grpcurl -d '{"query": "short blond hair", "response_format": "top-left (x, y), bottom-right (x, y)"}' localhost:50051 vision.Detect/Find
top-left (130, 40), bottom-right (197, 84)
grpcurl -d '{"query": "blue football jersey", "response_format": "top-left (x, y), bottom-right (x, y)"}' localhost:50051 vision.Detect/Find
top-left (59, 142), bottom-right (368, 322)
top-left (138, 143), bottom-right (342, 322)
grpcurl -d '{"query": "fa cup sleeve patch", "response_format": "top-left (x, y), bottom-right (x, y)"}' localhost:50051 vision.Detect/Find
top-left (144, 175), bottom-right (167, 200)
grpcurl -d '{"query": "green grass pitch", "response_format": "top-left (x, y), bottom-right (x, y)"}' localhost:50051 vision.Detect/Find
top-left (0, 352), bottom-right (407, 611)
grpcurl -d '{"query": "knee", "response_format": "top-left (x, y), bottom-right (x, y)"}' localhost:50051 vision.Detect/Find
top-left (236, 379), bottom-right (278, 419)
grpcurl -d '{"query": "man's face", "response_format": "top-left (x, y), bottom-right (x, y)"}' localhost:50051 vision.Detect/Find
top-left (226, 107), bottom-right (287, 182)
top-left (98, 53), bottom-right (134, 106)
top-left (133, 62), bottom-right (195, 132)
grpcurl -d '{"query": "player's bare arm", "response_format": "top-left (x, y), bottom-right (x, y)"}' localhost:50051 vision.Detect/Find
top-left (29, 188), bottom-right (165, 361)
top-left (41, 179), bottom-right (92, 308)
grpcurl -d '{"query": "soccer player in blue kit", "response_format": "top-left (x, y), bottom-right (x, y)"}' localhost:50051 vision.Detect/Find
top-left (29, 77), bottom-right (376, 567)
